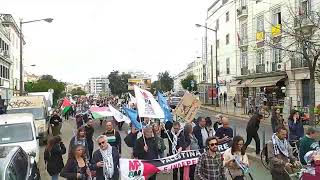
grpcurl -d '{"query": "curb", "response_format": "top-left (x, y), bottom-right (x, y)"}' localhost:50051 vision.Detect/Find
top-left (200, 106), bottom-right (272, 126)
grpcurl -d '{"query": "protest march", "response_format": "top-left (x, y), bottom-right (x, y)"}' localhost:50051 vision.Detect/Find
top-left (42, 85), bottom-right (320, 180)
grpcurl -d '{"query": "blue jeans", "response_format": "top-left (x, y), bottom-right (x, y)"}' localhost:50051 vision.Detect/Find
top-left (51, 174), bottom-right (59, 180)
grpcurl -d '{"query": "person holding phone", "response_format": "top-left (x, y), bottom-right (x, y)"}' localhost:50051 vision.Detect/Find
top-left (91, 135), bottom-right (120, 180)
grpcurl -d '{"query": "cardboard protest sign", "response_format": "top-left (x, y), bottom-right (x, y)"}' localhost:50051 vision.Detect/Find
top-left (174, 92), bottom-right (201, 123)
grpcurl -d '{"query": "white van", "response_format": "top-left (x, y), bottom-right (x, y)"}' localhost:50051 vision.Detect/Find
top-left (7, 96), bottom-right (49, 145)
top-left (0, 113), bottom-right (40, 163)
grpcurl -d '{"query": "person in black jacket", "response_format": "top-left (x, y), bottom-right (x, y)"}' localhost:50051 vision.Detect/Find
top-left (161, 121), bottom-right (185, 180)
top-left (103, 121), bottom-right (122, 155)
top-left (124, 124), bottom-right (139, 157)
top-left (193, 117), bottom-right (209, 149)
top-left (50, 111), bottom-right (62, 136)
top-left (133, 125), bottom-right (158, 180)
top-left (243, 113), bottom-right (263, 155)
top-left (61, 144), bottom-right (92, 180)
top-left (44, 136), bottom-right (66, 180)
top-left (91, 135), bottom-right (120, 180)
top-left (85, 118), bottom-right (95, 160)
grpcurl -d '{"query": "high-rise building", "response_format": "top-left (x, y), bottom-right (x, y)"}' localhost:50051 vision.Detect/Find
top-left (87, 76), bottom-right (110, 95)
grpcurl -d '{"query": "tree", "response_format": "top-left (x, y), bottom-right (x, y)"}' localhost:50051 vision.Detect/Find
top-left (180, 74), bottom-right (197, 91)
top-left (150, 71), bottom-right (174, 93)
top-left (157, 71), bottom-right (174, 92)
top-left (70, 87), bottom-right (86, 96)
top-left (108, 71), bottom-right (131, 96)
top-left (265, 5), bottom-right (320, 124)
top-left (25, 75), bottom-right (66, 106)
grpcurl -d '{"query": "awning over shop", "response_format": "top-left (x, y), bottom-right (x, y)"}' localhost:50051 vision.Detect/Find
top-left (238, 79), bottom-right (254, 87)
top-left (229, 80), bottom-right (241, 86)
top-left (247, 76), bottom-right (286, 87)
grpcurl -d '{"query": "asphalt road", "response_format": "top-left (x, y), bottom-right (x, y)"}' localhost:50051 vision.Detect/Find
top-left (197, 108), bottom-right (274, 151)
top-left (39, 114), bottom-right (272, 180)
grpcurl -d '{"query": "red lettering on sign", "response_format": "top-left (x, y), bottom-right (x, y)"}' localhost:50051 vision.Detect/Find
top-left (129, 160), bottom-right (141, 171)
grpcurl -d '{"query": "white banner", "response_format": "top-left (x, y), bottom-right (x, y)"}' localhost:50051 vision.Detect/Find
top-left (134, 85), bottom-right (164, 119)
top-left (108, 105), bottom-right (131, 124)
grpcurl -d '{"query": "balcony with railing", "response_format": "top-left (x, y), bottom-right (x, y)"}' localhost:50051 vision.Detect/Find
top-left (237, 6), bottom-right (248, 20)
top-left (241, 66), bottom-right (248, 75)
top-left (294, 13), bottom-right (316, 32)
top-left (291, 58), bottom-right (308, 69)
top-left (256, 64), bottom-right (265, 73)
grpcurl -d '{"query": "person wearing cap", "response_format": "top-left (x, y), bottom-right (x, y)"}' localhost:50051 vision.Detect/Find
top-left (299, 127), bottom-right (320, 165)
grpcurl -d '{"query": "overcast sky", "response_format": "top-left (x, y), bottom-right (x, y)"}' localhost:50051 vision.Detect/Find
top-left (3, 0), bottom-right (212, 84)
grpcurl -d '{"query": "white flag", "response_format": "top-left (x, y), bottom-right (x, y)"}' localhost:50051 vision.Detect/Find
top-left (128, 93), bottom-right (136, 104)
top-left (134, 85), bottom-right (164, 119)
top-left (108, 105), bottom-right (131, 124)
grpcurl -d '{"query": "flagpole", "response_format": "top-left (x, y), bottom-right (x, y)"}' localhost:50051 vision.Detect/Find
top-left (139, 117), bottom-right (146, 145)
top-left (160, 122), bottom-right (178, 153)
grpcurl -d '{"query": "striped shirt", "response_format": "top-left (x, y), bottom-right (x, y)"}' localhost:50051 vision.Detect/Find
top-left (195, 151), bottom-right (226, 180)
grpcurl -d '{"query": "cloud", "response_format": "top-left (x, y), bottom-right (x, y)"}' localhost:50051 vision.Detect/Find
top-left (3, 0), bottom-right (211, 84)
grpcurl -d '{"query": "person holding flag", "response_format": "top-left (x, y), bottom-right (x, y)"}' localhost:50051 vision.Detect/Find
top-left (102, 122), bottom-right (122, 155)
top-left (133, 125), bottom-right (158, 180)
top-left (161, 121), bottom-right (186, 180)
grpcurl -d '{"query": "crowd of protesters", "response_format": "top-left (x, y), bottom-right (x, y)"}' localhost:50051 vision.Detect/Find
top-left (43, 94), bottom-right (320, 180)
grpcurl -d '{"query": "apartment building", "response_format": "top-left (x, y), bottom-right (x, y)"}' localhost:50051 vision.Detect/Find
top-left (88, 76), bottom-right (110, 95)
top-left (0, 15), bottom-right (12, 101)
top-left (206, 0), bottom-right (238, 98)
top-left (234, 0), bottom-right (320, 108)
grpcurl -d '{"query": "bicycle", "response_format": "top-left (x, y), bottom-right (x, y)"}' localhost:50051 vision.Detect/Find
top-left (260, 140), bottom-right (300, 170)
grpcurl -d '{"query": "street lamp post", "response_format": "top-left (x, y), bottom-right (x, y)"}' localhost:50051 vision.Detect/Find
top-left (195, 24), bottom-right (219, 107)
top-left (19, 18), bottom-right (53, 96)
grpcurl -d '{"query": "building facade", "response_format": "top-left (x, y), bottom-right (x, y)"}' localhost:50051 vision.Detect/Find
top-left (88, 76), bottom-right (110, 95)
top-left (0, 15), bottom-right (13, 102)
top-left (206, 0), bottom-right (238, 99)
top-left (233, 0), bottom-right (320, 111)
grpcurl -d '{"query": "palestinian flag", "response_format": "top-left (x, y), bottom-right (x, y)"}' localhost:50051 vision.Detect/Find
top-left (90, 107), bottom-right (113, 119)
top-left (61, 98), bottom-right (72, 114)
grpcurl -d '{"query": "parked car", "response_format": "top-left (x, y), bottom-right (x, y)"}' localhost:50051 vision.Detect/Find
top-left (0, 146), bottom-right (40, 180)
top-left (0, 113), bottom-right (40, 163)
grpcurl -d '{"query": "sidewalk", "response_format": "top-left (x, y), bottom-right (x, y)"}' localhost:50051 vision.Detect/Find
top-left (201, 101), bottom-right (272, 125)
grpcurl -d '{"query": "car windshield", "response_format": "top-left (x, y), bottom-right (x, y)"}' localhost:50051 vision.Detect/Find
top-left (7, 108), bottom-right (45, 120)
top-left (0, 123), bottom-right (34, 144)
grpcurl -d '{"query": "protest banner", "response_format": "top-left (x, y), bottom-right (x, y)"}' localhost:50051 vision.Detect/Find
top-left (174, 92), bottom-right (201, 123)
top-left (134, 85), bottom-right (164, 119)
top-left (120, 139), bottom-right (232, 180)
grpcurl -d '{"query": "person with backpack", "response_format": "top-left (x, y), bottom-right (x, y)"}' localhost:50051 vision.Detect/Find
top-left (267, 126), bottom-right (301, 180)
top-left (44, 136), bottom-right (66, 180)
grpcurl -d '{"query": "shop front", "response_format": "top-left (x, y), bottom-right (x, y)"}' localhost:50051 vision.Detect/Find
top-left (235, 74), bottom-right (287, 112)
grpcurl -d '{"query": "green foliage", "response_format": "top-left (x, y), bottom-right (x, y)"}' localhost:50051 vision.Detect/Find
top-left (24, 75), bottom-right (66, 106)
top-left (108, 71), bottom-right (131, 96)
top-left (150, 71), bottom-right (174, 93)
top-left (180, 74), bottom-right (197, 91)
top-left (70, 87), bottom-right (86, 96)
